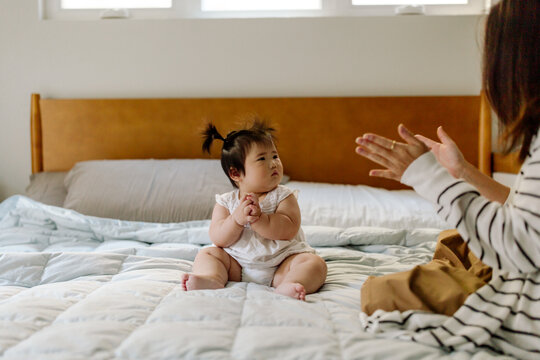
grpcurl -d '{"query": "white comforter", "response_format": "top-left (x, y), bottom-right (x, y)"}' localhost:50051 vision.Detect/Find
top-left (0, 196), bottom-right (504, 359)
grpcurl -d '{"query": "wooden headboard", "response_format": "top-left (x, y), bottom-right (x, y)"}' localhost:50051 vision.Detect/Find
top-left (478, 100), bottom-right (521, 175)
top-left (31, 93), bottom-right (486, 190)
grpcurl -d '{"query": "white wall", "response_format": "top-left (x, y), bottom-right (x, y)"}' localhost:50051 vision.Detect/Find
top-left (0, 0), bottom-right (483, 201)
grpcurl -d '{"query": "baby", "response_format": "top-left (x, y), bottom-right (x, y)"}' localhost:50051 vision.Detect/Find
top-left (181, 120), bottom-right (327, 300)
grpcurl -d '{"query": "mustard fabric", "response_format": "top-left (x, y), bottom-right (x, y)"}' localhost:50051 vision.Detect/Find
top-left (361, 230), bottom-right (492, 316)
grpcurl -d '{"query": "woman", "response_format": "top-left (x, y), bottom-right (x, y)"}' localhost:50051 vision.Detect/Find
top-left (355, 1), bottom-right (539, 358)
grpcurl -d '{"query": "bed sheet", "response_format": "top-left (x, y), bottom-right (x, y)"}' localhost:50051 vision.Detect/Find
top-left (0, 196), bottom-right (506, 359)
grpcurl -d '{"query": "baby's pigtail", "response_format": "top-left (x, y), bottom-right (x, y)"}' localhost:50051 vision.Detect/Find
top-left (202, 123), bottom-right (225, 154)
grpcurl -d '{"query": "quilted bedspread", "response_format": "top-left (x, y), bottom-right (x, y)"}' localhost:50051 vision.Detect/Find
top-left (0, 196), bottom-right (508, 359)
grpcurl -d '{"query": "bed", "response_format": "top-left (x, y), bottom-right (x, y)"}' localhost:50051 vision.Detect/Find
top-left (0, 93), bottom-right (514, 359)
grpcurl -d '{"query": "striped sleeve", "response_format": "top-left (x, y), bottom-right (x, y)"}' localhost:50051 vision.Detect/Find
top-left (401, 149), bottom-right (540, 274)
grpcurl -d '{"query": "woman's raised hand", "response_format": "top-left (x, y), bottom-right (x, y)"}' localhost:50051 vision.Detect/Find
top-left (415, 126), bottom-right (467, 179)
top-left (355, 124), bottom-right (428, 182)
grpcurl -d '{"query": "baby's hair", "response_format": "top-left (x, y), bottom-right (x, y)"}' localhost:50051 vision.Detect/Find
top-left (201, 118), bottom-right (276, 188)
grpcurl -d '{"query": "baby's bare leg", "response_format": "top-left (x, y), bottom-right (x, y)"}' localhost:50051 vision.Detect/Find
top-left (181, 247), bottom-right (241, 291)
top-left (272, 253), bottom-right (327, 300)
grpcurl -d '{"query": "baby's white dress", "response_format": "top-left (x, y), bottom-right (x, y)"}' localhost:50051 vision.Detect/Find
top-left (215, 185), bottom-right (315, 286)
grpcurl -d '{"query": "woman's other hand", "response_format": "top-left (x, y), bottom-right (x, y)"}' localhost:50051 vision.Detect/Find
top-left (355, 124), bottom-right (428, 182)
top-left (415, 126), bottom-right (468, 179)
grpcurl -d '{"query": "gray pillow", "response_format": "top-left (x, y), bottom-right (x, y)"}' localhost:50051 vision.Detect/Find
top-left (25, 171), bottom-right (68, 207)
top-left (63, 159), bottom-right (234, 223)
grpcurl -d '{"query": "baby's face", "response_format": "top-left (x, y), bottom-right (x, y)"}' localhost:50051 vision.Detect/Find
top-left (237, 142), bottom-right (283, 194)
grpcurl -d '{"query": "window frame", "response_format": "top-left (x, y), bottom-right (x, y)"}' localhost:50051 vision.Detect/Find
top-left (40, 0), bottom-right (490, 20)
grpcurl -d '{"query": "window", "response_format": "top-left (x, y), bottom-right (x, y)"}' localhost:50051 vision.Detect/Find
top-left (61, 0), bottom-right (172, 9)
top-left (201, 0), bottom-right (322, 12)
top-left (42, 0), bottom-right (176, 19)
top-left (352, 0), bottom-right (468, 4)
top-left (349, 0), bottom-right (486, 16)
top-left (41, 0), bottom-right (489, 20)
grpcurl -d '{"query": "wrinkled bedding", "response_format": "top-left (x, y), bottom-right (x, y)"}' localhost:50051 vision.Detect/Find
top-left (0, 196), bottom-right (504, 359)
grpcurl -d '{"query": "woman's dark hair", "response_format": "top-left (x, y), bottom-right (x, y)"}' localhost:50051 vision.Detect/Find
top-left (483, 0), bottom-right (540, 161)
top-left (202, 119), bottom-right (276, 188)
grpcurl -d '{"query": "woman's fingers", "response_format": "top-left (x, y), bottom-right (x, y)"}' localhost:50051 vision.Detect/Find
top-left (437, 126), bottom-right (455, 145)
top-left (358, 124), bottom-right (424, 150)
top-left (398, 124), bottom-right (426, 147)
top-left (355, 145), bottom-right (392, 168)
top-left (415, 134), bottom-right (439, 150)
top-left (355, 124), bottom-right (430, 182)
top-left (358, 134), bottom-right (396, 150)
top-left (357, 136), bottom-right (395, 157)
top-left (369, 169), bottom-right (400, 181)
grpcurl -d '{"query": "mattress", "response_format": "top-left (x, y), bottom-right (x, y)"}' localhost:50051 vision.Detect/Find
top-left (0, 196), bottom-right (505, 359)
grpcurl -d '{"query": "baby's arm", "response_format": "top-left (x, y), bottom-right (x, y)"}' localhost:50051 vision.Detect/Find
top-left (250, 194), bottom-right (301, 241)
top-left (209, 196), bottom-right (258, 247)
top-left (209, 204), bottom-right (244, 247)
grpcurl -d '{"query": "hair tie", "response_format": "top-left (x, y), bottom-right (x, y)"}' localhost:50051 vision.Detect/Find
top-left (224, 131), bottom-right (237, 145)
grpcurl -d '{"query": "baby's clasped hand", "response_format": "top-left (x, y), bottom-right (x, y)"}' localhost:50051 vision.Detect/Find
top-left (245, 193), bottom-right (261, 225)
top-left (232, 194), bottom-right (261, 226)
top-left (246, 194), bottom-right (261, 218)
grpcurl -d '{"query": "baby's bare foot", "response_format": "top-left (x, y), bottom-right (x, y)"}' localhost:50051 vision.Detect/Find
top-left (274, 282), bottom-right (306, 301)
top-left (181, 273), bottom-right (224, 291)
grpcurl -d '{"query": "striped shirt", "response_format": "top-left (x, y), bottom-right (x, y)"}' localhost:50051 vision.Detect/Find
top-left (360, 133), bottom-right (540, 359)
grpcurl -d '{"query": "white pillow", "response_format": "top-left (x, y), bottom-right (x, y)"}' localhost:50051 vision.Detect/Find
top-left (289, 181), bottom-right (450, 230)
top-left (63, 159), bottom-right (234, 223)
